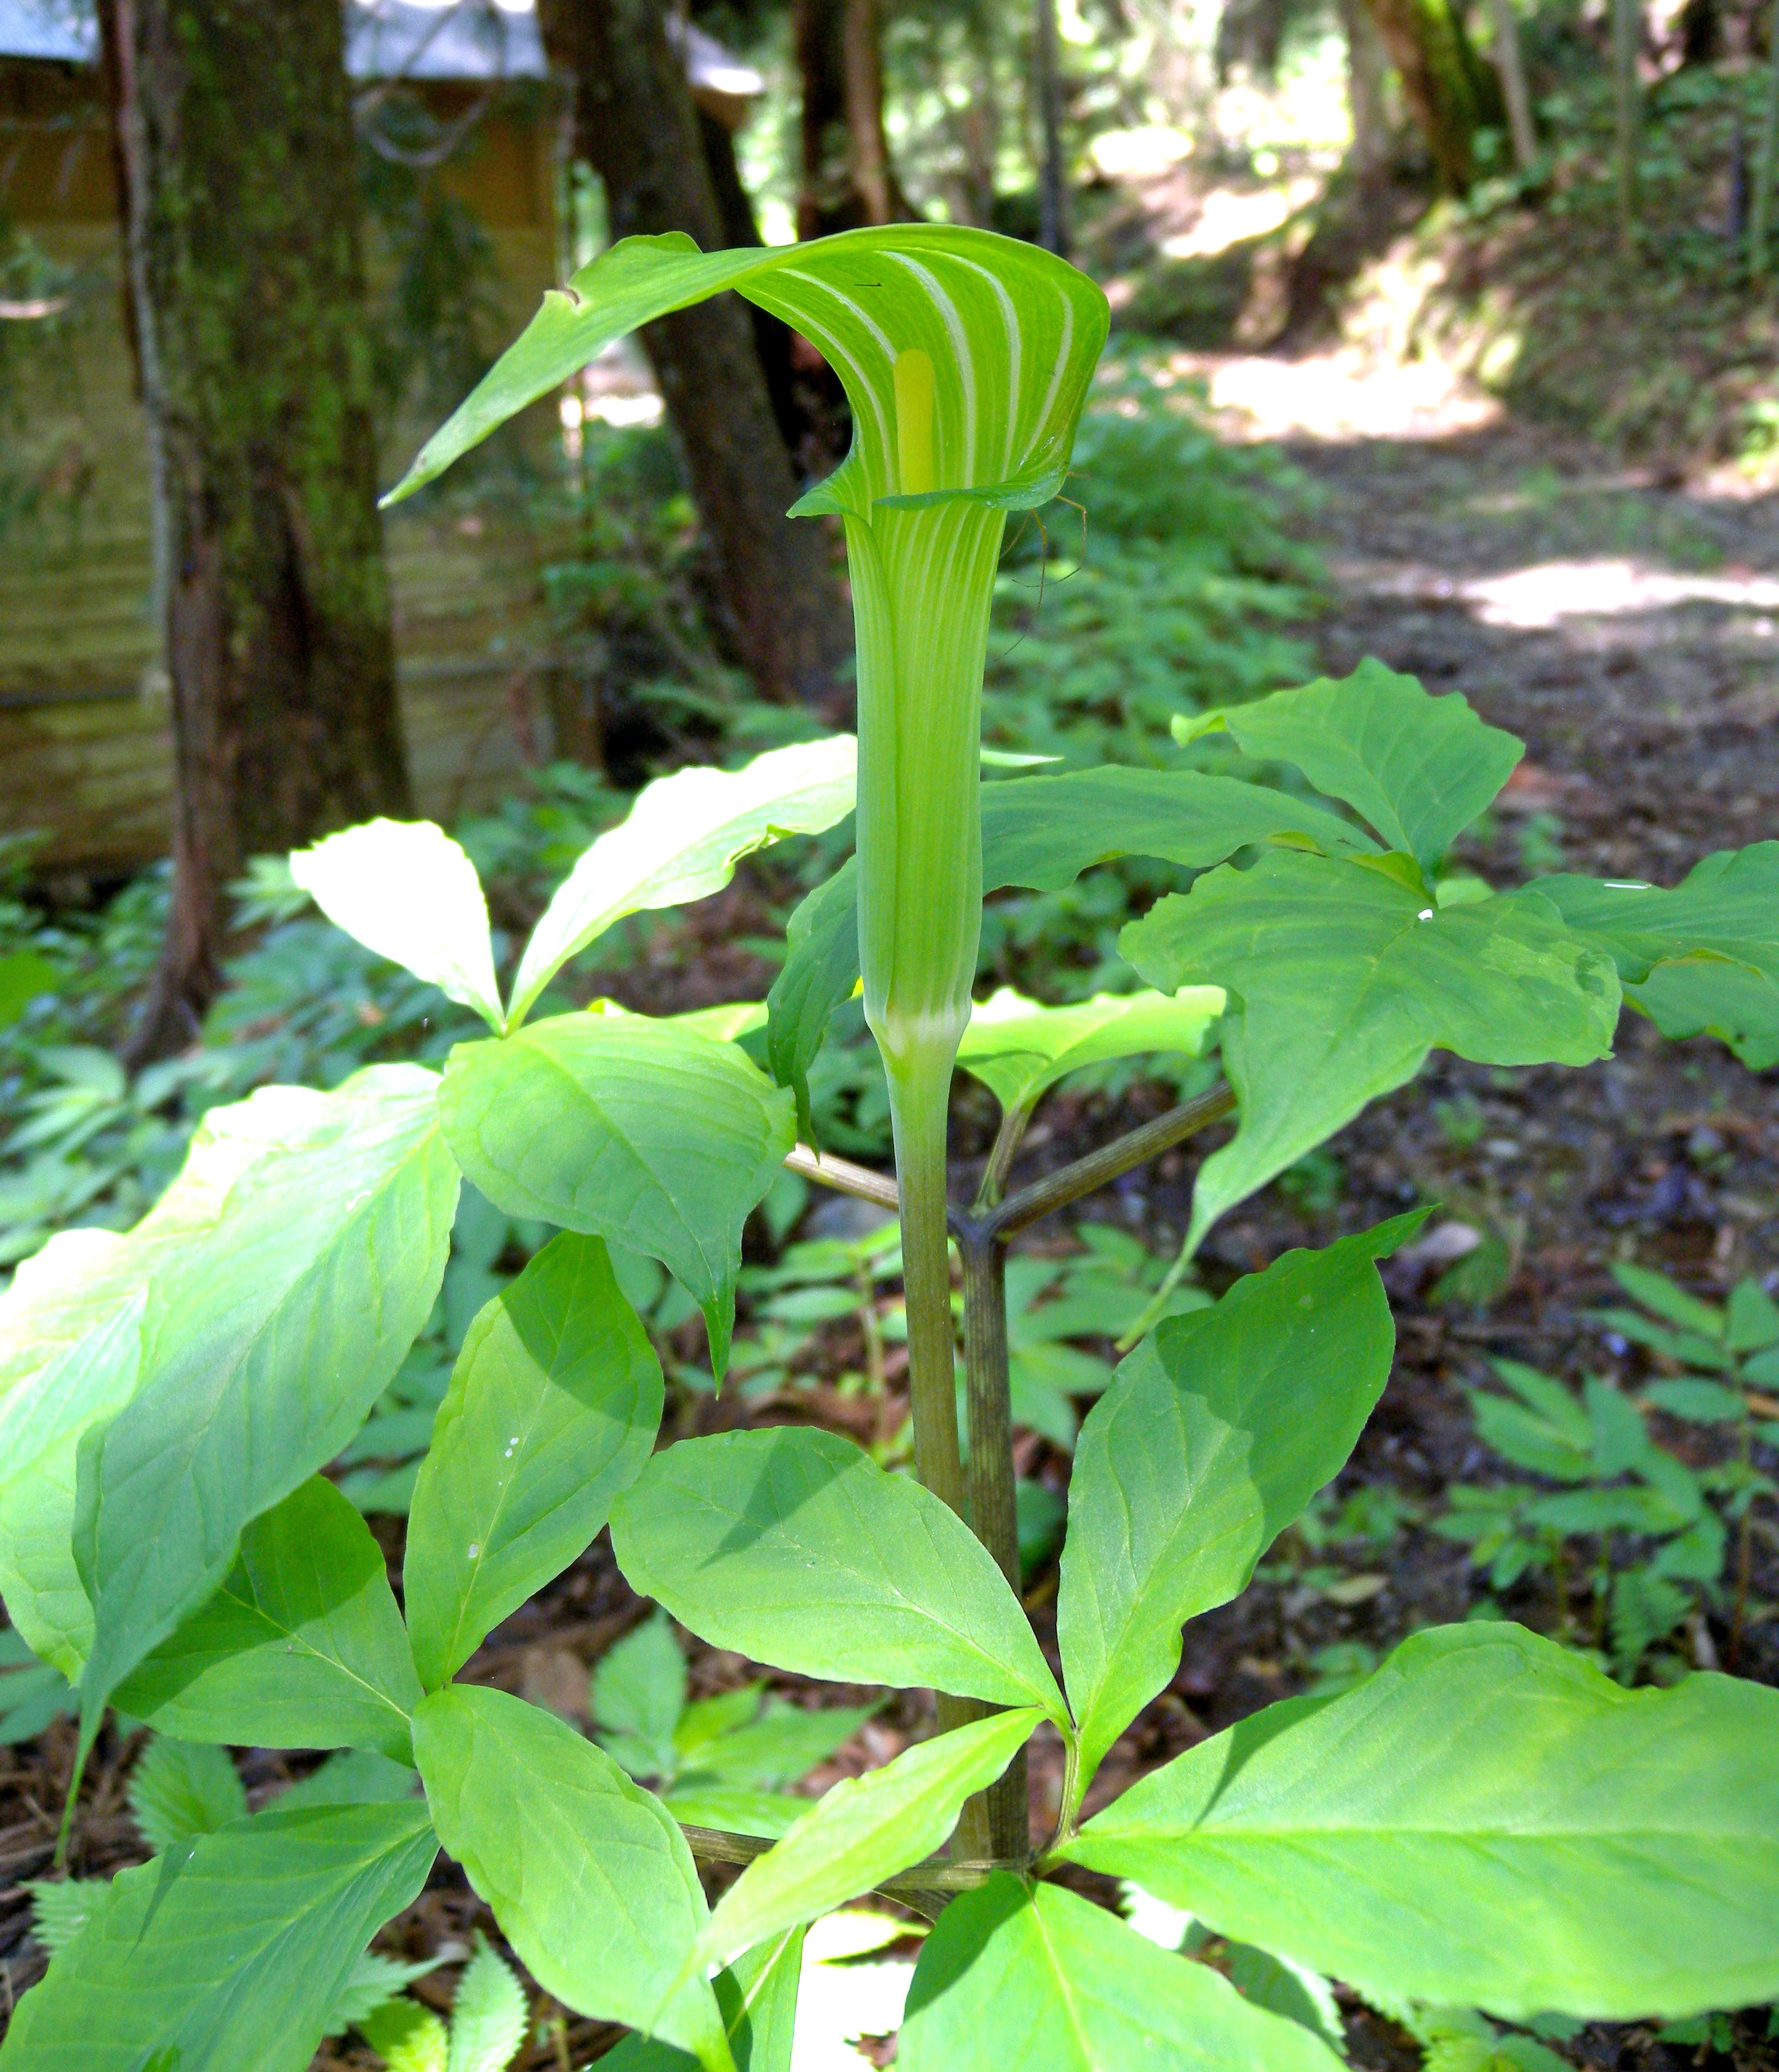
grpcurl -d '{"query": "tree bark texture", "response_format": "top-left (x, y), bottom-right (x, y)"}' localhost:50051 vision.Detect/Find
top-left (1362, 0), bottom-right (1504, 192)
top-left (541, 0), bottom-right (851, 712)
top-left (1339, 0), bottom-right (1393, 186)
top-left (1484, 0), bottom-right (1538, 171)
top-left (1034, 0), bottom-right (1069, 255)
top-left (795, 0), bottom-right (912, 235)
top-left (98, 0), bottom-right (409, 1062)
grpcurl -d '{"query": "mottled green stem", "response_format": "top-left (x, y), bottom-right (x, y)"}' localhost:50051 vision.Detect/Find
top-left (960, 1230), bottom-right (1029, 1860)
top-left (887, 1060), bottom-right (966, 1521)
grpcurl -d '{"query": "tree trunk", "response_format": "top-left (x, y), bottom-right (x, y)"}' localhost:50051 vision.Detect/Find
top-left (98, 0), bottom-right (408, 1063)
top-left (541, 0), bottom-right (851, 712)
top-left (1613, 0), bottom-right (1643, 253)
top-left (1340, 0), bottom-right (1392, 186)
top-left (1362, 0), bottom-right (1503, 193)
top-left (1034, 0), bottom-right (1069, 255)
top-left (1485, 0), bottom-right (1538, 171)
top-left (795, 0), bottom-right (911, 234)
top-left (842, 0), bottom-right (900, 223)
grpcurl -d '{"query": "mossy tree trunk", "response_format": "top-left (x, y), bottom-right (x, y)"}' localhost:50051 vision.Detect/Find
top-left (98, 0), bottom-right (409, 1062)
top-left (540, 0), bottom-right (851, 713)
top-left (1363, 0), bottom-right (1504, 192)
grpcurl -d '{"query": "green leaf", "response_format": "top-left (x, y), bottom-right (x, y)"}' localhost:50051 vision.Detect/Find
top-left (387, 225), bottom-right (1106, 523)
top-left (1058, 1622), bottom-right (1779, 2020)
top-left (1180, 661), bottom-right (1522, 870)
top-left (686, 1697), bottom-right (881, 1787)
top-left (441, 1012), bottom-right (793, 1379)
top-left (405, 1234), bottom-right (663, 1688)
top-left (1057, 1217), bottom-right (1417, 1793)
top-left (599, 1928), bottom-right (806, 2072)
top-left (697, 1709), bottom-right (1043, 1971)
top-left (765, 869), bottom-right (864, 1140)
top-left (663, 1783), bottom-right (814, 1839)
top-left (1728, 1278), bottom-right (1779, 1352)
top-left (1122, 855), bottom-right (1620, 1253)
top-left (898, 1874), bottom-right (1345, 2072)
top-left (126, 1736), bottom-right (247, 1852)
top-left (0, 950), bottom-right (56, 1026)
top-left (1609, 1262), bottom-right (1726, 1341)
top-left (1645, 1379), bottom-right (1748, 1423)
top-left (446, 1938), bottom-right (530, 2072)
top-left (592, 1610), bottom-right (688, 1778)
top-left (23, 1878), bottom-right (104, 1958)
top-left (115, 1475), bottom-right (421, 1761)
top-left (1532, 844), bottom-right (1779, 1067)
top-left (276, 1749), bottom-right (421, 1813)
top-left (290, 819), bottom-right (504, 1033)
top-left (323, 1948), bottom-right (447, 2038)
top-left (610, 1426), bottom-right (1067, 1722)
top-left (362, 1999), bottom-right (449, 2072)
top-left (412, 1685), bottom-right (731, 2070)
top-left (956, 985), bottom-right (1224, 1116)
top-left (767, 766), bottom-right (1379, 1129)
top-left (69, 1067), bottom-right (457, 1724)
top-left (0, 1801), bottom-right (437, 2072)
top-left (1469, 1365), bottom-right (1594, 1481)
top-left (508, 738), bottom-right (858, 1029)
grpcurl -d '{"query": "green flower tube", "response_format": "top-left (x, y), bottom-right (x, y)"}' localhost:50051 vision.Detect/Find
top-left (386, 224), bottom-right (1108, 1514)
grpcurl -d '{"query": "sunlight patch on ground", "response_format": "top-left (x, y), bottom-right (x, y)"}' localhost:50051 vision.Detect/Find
top-left (1179, 347), bottom-right (1502, 444)
top-left (1157, 179), bottom-right (1320, 260)
top-left (1461, 558), bottom-right (1779, 629)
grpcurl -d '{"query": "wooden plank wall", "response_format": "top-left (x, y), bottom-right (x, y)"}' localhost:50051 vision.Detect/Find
top-left (1, 62), bottom-right (567, 877)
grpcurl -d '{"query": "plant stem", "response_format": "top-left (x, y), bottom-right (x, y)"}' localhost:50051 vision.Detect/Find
top-left (886, 1062), bottom-right (966, 1521)
top-left (959, 1229), bottom-right (1029, 1860)
top-left (784, 1140), bottom-right (901, 1211)
top-left (975, 1098), bottom-right (1036, 1211)
top-left (994, 1081), bottom-right (1236, 1240)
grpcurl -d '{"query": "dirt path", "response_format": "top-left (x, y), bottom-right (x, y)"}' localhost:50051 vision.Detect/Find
top-left (1201, 350), bottom-right (1779, 873)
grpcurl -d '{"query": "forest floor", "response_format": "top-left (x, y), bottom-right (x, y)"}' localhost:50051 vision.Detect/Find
top-left (5, 360), bottom-right (1779, 2070)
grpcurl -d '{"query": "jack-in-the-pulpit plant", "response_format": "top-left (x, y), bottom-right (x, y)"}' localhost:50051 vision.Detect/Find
top-left (1, 226), bottom-right (1777, 2072)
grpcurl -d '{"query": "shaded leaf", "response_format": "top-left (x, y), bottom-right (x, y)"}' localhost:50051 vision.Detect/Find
top-left (126, 1736), bottom-right (247, 1852)
top-left (116, 1475), bottom-right (421, 1761)
top-left (1122, 855), bottom-right (1619, 1254)
top-left (1534, 844), bottom-right (1779, 1067)
top-left (406, 1234), bottom-right (663, 1688)
top-left (412, 1685), bottom-right (729, 2069)
top-left (610, 1427), bottom-right (1066, 1720)
top-left (1057, 1217), bottom-right (1418, 1792)
top-left (0, 1802), bottom-right (437, 2072)
top-left (1179, 661), bottom-right (1522, 870)
top-left (441, 1013), bottom-right (793, 1379)
top-left (956, 985), bottom-right (1224, 1116)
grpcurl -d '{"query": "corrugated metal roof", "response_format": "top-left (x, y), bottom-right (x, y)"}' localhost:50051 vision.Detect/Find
top-left (0, 0), bottom-right (763, 92)
top-left (0, 0), bottom-right (548, 78)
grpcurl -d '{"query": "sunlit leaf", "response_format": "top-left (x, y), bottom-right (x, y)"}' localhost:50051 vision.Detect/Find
top-left (508, 738), bottom-right (859, 1029)
top-left (1058, 1623), bottom-right (1779, 2019)
top-left (290, 819), bottom-right (504, 1033)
